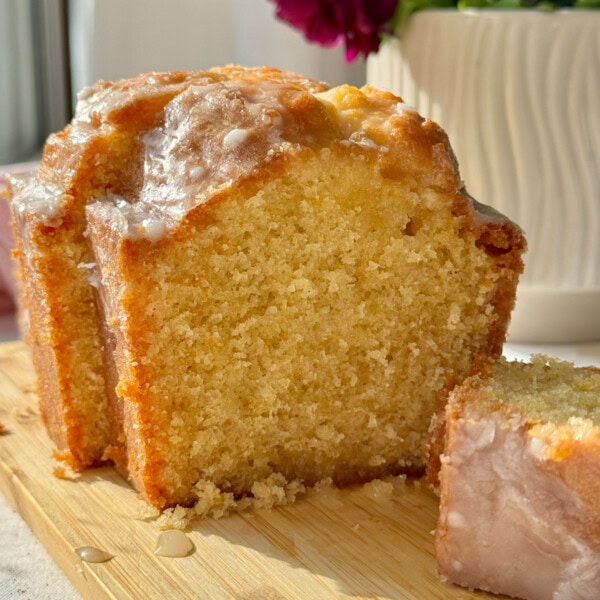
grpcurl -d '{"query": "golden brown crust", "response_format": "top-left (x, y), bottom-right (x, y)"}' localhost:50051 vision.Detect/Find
top-left (7, 175), bottom-right (69, 460)
top-left (8, 207), bottom-right (110, 469)
top-left (424, 377), bottom-right (459, 487)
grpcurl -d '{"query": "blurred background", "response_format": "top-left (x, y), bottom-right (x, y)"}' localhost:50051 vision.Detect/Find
top-left (0, 0), bottom-right (366, 166)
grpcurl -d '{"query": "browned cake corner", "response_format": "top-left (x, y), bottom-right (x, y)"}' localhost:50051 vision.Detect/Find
top-left (10, 66), bottom-right (525, 513)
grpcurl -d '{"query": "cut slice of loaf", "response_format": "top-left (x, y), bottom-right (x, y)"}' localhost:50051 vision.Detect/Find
top-left (429, 356), bottom-right (600, 600)
top-left (10, 66), bottom-right (525, 511)
top-left (8, 69), bottom-right (326, 469)
top-left (85, 67), bottom-right (524, 509)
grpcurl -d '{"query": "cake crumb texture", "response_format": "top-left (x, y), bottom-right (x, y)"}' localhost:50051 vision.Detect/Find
top-left (89, 148), bottom-right (523, 509)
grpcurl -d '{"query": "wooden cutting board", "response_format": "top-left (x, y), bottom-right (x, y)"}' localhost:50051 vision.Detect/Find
top-left (0, 340), bottom-right (489, 600)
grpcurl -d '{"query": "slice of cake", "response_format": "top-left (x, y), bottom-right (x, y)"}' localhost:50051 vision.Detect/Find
top-left (7, 72), bottom-right (244, 469)
top-left (10, 66), bottom-right (525, 511)
top-left (429, 356), bottom-right (600, 600)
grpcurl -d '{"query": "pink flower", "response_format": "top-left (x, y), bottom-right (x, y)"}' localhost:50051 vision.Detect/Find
top-left (272, 0), bottom-right (398, 61)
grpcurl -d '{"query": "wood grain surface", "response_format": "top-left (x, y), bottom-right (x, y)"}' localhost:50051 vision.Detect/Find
top-left (0, 340), bottom-right (489, 600)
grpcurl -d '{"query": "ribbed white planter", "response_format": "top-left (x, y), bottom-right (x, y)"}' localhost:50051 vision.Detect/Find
top-left (368, 11), bottom-right (600, 343)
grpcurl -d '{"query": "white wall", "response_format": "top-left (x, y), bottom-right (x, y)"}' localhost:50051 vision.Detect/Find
top-left (69, 0), bottom-right (365, 100)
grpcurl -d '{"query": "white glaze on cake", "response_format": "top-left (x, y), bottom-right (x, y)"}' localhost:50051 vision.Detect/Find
top-left (8, 67), bottom-right (511, 247)
top-left (437, 406), bottom-right (600, 600)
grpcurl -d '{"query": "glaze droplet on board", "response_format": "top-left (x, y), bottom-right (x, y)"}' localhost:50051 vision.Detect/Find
top-left (75, 546), bottom-right (114, 563)
top-left (154, 530), bottom-right (194, 557)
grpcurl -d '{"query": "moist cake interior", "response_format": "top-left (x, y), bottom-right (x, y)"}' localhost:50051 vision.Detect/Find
top-left (93, 149), bottom-right (515, 507)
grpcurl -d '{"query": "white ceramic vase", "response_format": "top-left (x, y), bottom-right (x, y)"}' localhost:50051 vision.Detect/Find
top-left (368, 10), bottom-right (600, 343)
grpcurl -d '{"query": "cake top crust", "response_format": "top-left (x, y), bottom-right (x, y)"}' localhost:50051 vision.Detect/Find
top-left (10, 65), bottom-right (521, 246)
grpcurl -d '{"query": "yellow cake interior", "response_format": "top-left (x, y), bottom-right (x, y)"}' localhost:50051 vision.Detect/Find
top-left (470, 357), bottom-right (600, 425)
top-left (108, 150), bottom-right (511, 507)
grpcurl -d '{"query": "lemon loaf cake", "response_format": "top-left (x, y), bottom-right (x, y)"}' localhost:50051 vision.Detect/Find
top-left (429, 357), bottom-right (600, 600)
top-left (10, 66), bottom-right (525, 510)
